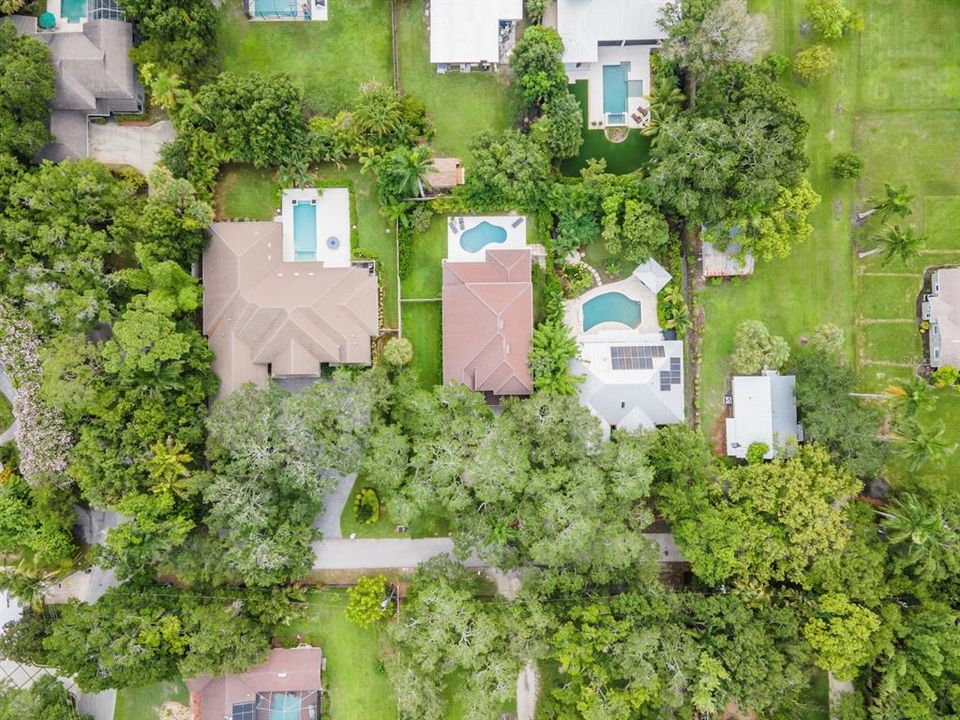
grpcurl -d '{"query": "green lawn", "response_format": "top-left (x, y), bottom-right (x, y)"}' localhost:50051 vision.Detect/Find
top-left (396, 0), bottom-right (518, 159)
top-left (401, 300), bottom-right (442, 388)
top-left (401, 216), bottom-right (447, 299)
top-left (114, 680), bottom-right (189, 720)
top-left (274, 590), bottom-right (397, 720)
top-left (857, 274), bottom-right (920, 319)
top-left (340, 474), bottom-right (450, 538)
top-left (0, 394), bottom-right (12, 433)
top-left (702, 0), bottom-right (960, 434)
top-left (217, 0), bottom-right (393, 114)
top-left (560, 80), bottom-right (650, 176)
top-left (215, 164), bottom-right (399, 328)
top-left (886, 389), bottom-right (960, 498)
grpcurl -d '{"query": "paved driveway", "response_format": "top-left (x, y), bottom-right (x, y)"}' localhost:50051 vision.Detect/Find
top-left (88, 120), bottom-right (175, 177)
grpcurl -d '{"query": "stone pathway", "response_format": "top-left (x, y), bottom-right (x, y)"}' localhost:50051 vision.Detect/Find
top-left (312, 473), bottom-right (355, 539)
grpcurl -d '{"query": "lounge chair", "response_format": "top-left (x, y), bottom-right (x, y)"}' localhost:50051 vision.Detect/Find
top-left (458, 217), bottom-right (465, 230)
top-left (449, 219), bottom-right (458, 234)
top-left (510, 217), bottom-right (524, 228)
top-left (631, 113), bottom-right (643, 124)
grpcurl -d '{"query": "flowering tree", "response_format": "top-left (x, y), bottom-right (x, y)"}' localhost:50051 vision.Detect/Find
top-left (0, 303), bottom-right (72, 485)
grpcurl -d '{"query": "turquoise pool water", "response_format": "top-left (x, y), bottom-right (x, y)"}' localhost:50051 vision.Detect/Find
top-left (583, 292), bottom-right (641, 331)
top-left (253, 0), bottom-right (298, 17)
top-left (293, 202), bottom-right (317, 261)
top-left (269, 692), bottom-right (302, 720)
top-left (602, 64), bottom-right (628, 114)
top-left (61, 0), bottom-right (86, 23)
top-left (460, 220), bottom-right (507, 253)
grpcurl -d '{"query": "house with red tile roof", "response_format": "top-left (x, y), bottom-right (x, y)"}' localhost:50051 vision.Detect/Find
top-left (442, 248), bottom-right (533, 396)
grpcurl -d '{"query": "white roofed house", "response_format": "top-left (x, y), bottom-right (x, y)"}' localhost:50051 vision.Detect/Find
top-left (553, 0), bottom-right (668, 129)
top-left (922, 267), bottom-right (960, 369)
top-left (429, 0), bottom-right (523, 70)
top-left (564, 258), bottom-right (685, 436)
top-left (725, 372), bottom-right (802, 460)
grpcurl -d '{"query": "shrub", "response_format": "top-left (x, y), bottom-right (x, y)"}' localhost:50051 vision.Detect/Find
top-left (353, 487), bottom-right (381, 525)
top-left (383, 337), bottom-right (414, 367)
top-left (830, 151), bottom-right (864, 179)
top-left (794, 44), bottom-right (837, 83)
top-left (746, 442), bottom-right (770, 465)
top-left (805, 0), bottom-right (862, 41)
top-left (525, 0), bottom-right (546, 24)
top-left (931, 365), bottom-right (960, 389)
top-left (560, 263), bottom-right (594, 299)
top-left (345, 575), bottom-right (391, 628)
top-left (809, 323), bottom-right (845, 360)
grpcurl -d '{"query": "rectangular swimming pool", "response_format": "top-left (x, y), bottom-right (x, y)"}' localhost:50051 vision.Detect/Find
top-left (252, 0), bottom-right (299, 17)
top-left (602, 64), bottom-right (628, 115)
top-left (61, 0), bottom-right (86, 23)
top-left (293, 201), bottom-right (317, 261)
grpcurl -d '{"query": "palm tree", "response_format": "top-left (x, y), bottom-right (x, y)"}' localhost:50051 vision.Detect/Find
top-left (897, 421), bottom-right (957, 471)
top-left (641, 77), bottom-right (685, 141)
top-left (857, 183), bottom-right (914, 222)
top-left (874, 225), bottom-right (925, 265)
top-left (885, 375), bottom-right (935, 419)
top-left (877, 493), bottom-right (957, 562)
top-left (386, 145), bottom-right (434, 199)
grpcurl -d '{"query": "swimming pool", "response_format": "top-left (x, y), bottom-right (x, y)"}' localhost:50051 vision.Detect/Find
top-left (460, 220), bottom-right (508, 253)
top-left (293, 201), bottom-right (317, 261)
top-left (252, 0), bottom-right (299, 17)
top-left (602, 64), bottom-right (628, 115)
top-left (268, 692), bottom-right (302, 720)
top-left (61, 0), bottom-right (86, 23)
top-left (583, 292), bottom-right (641, 332)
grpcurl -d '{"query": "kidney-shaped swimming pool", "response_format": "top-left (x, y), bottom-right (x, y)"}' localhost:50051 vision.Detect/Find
top-left (582, 292), bottom-right (641, 332)
top-left (460, 220), bottom-right (508, 253)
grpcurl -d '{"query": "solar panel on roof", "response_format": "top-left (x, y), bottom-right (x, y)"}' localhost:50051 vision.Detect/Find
top-left (232, 702), bottom-right (255, 720)
top-left (670, 357), bottom-right (681, 371)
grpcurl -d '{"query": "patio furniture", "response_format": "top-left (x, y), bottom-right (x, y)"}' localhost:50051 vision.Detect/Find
top-left (448, 220), bottom-right (459, 234)
top-left (39, 11), bottom-right (56, 29)
top-left (635, 105), bottom-right (649, 118)
top-left (510, 217), bottom-right (524, 228)
top-left (458, 217), bottom-right (465, 230)
top-left (631, 113), bottom-right (643, 124)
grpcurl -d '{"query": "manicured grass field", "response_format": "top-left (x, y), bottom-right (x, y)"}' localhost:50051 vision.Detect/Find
top-left (401, 300), bottom-right (442, 388)
top-left (215, 163), bottom-right (281, 220)
top-left (274, 590), bottom-right (397, 720)
top-left (217, 0), bottom-right (393, 114)
top-left (702, 0), bottom-right (960, 436)
top-left (215, 164), bottom-right (399, 328)
top-left (857, 274), bottom-right (920, 319)
top-left (560, 80), bottom-right (651, 176)
top-left (114, 680), bottom-right (189, 720)
top-left (396, 0), bottom-right (518, 160)
top-left (402, 216), bottom-right (447, 299)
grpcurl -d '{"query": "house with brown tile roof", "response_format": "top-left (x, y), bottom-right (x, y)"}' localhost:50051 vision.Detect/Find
top-left (186, 647), bottom-right (323, 720)
top-left (202, 221), bottom-right (379, 399)
top-left (425, 157), bottom-right (465, 192)
top-left (442, 248), bottom-right (534, 396)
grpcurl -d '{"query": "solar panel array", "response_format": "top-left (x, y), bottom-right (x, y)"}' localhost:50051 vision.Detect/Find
top-left (660, 356), bottom-right (682, 391)
top-left (231, 702), bottom-right (255, 720)
top-left (610, 345), bottom-right (665, 370)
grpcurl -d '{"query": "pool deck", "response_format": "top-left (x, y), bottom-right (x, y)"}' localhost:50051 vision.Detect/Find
top-left (41, 0), bottom-right (87, 32)
top-left (446, 214), bottom-right (527, 263)
top-left (565, 275), bottom-right (660, 337)
top-left (564, 44), bottom-right (654, 129)
top-left (280, 187), bottom-right (351, 266)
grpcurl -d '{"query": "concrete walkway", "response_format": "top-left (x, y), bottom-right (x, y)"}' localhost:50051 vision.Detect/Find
top-left (0, 366), bottom-right (17, 447)
top-left (312, 533), bottom-right (685, 571)
top-left (88, 120), bottom-right (175, 177)
top-left (312, 473), bottom-right (355, 539)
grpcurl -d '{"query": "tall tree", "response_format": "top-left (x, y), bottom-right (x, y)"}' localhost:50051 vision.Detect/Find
top-left (0, 23), bottom-right (55, 160)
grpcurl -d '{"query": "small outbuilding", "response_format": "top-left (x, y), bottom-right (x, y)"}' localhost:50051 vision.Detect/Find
top-left (725, 371), bottom-right (802, 460)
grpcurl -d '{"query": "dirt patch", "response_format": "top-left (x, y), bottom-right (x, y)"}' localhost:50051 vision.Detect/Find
top-left (158, 702), bottom-right (192, 720)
